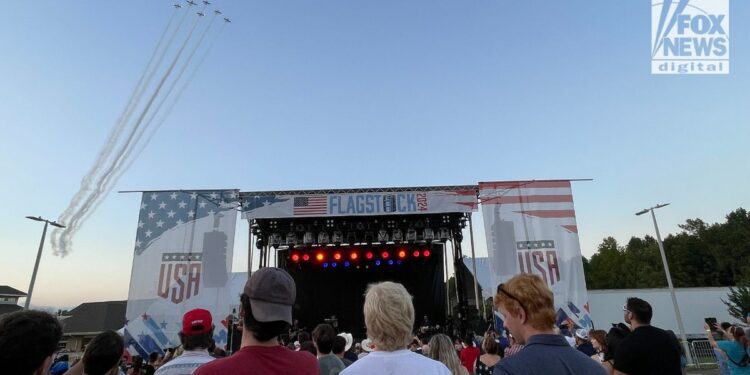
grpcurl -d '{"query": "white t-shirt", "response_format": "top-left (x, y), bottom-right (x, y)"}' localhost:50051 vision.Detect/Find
top-left (341, 349), bottom-right (451, 375)
top-left (154, 350), bottom-right (215, 375)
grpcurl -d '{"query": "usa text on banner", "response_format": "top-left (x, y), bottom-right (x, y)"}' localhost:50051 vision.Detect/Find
top-left (479, 180), bottom-right (592, 330)
top-left (124, 190), bottom-right (239, 357)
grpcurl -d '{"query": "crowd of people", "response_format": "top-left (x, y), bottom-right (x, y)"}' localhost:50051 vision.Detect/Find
top-left (3, 268), bottom-right (750, 374)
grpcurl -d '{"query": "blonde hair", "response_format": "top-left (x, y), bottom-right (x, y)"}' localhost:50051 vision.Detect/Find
top-left (363, 281), bottom-right (414, 351)
top-left (427, 334), bottom-right (464, 375)
top-left (494, 274), bottom-right (556, 330)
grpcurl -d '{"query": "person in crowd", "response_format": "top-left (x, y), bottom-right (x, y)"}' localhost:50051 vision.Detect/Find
top-left (154, 309), bottom-right (216, 374)
top-left (64, 330), bottom-right (126, 375)
top-left (576, 329), bottom-right (597, 357)
top-left (51, 354), bottom-right (71, 375)
top-left (313, 323), bottom-right (345, 375)
top-left (193, 267), bottom-right (318, 375)
top-left (475, 334), bottom-right (501, 375)
top-left (503, 334), bottom-right (523, 358)
top-left (299, 331), bottom-right (312, 346)
top-left (665, 330), bottom-right (687, 375)
top-left (127, 356), bottom-right (143, 375)
top-left (333, 336), bottom-right (353, 367)
top-left (559, 323), bottom-right (576, 347)
top-left (0, 310), bottom-right (63, 375)
top-left (337, 333), bottom-right (357, 363)
top-left (493, 274), bottom-right (606, 374)
top-left (459, 335), bottom-right (480, 374)
top-left (142, 353), bottom-right (158, 375)
top-left (301, 341), bottom-right (319, 356)
top-left (341, 281), bottom-right (451, 375)
top-left (427, 334), bottom-right (469, 375)
top-left (357, 340), bottom-right (375, 359)
top-left (613, 297), bottom-right (681, 375)
top-left (589, 329), bottom-right (613, 374)
top-left (705, 323), bottom-right (750, 375)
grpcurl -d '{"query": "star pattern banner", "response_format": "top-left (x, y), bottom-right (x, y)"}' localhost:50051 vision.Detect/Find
top-left (124, 190), bottom-right (239, 357)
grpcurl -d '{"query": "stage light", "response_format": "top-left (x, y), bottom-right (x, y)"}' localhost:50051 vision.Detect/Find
top-left (332, 262), bottom-right (338, 268)
top-left (396, 260), bottom-right (402, 265)
top-left (332, 231), bottom-right (343, 245)
top-left (286, 232), bottom-right (297, 246)
top-left (423, 228), bottom-right (434, 242)
top-left (387, 259), bottom-right (394, 266)
top-left (316, 252), bottom-right (325, 262)
top-left (398, 250), bottom-right (406, 259)
top-left (350, 252), bottom-right (359, 260)
top-left (366, 252), bottom-right (374, 260)
top-left (318, 231), bottom-right (330, 244)
top-left (381, 251), bottom-right (390, 259)
top-left (344, 261), bottom-right (351, 267)
top-left (439, 227), bottom-right (450, 241)
top-left (302, 254), bottom-right (310, 261)
top-left (412, 250), bottom-right (420, 257)
top-left (291, 254), bottom-right (300, 262)
top-left (392, 229), bottom-right (403, 242)
top-left (423, 249), bottom-right (431, 257)
top-left (303, 231), bottom-right (314, 245)
top-left (377, 230), bottom-right (389, 243)
top-left (406, 229), bottom-right (417, 242)
top-left (333, 252), bottom-right (342, 261)
top-left (269, 233), bottom-right (282, 247)
top-left (323, 262), bottom-right (329, 268)
top-left (375, 260), bottom-right (381, 266)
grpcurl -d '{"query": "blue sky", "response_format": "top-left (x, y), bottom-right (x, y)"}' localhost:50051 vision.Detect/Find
top-left (1, 1), bottom-right (748, 308)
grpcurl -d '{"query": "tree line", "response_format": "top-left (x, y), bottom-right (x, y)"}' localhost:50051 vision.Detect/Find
top-left (583, 208), bottom-right (750, 289)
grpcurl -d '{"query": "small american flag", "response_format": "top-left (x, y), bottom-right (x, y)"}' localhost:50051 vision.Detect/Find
top-left (293, 196), bottom-right (327, 215)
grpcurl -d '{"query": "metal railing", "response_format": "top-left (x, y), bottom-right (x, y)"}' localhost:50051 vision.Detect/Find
top-left (690, 339), bottom-right (718, 369)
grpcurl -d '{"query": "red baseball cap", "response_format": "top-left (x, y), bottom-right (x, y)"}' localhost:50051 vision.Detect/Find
top-left (182, 309), bottom-right (213, 336)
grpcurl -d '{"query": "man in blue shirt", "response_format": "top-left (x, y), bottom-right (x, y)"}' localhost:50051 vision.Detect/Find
top-left (493, 274), bottom-right (606, 375)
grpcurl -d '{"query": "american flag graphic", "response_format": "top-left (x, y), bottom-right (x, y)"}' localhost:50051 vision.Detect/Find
top-left (293, 196), bottom-right (328, 216)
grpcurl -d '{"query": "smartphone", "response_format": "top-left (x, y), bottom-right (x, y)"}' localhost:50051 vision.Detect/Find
top-left (705, 317), bottom-right (718, 331)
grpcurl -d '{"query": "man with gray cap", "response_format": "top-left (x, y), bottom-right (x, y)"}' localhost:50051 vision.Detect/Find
top-left (194, 267), bottom-right (318, 375)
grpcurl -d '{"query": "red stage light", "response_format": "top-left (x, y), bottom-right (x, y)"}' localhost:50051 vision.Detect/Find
top-left (350, 252), bottom-right (359, 260)
top-left (412, 250), bottom-right (420, 257)
top-left (365, 252), bottom-right (374, 260)
top-left (291, 254), bottom-right (300, 262)
top-left (398, 250), bottom-right (406, 259)
top-left (316, 253), bottom-right (325, 262)
top-left (423, 249), bottom-right (431, 257)
top-left (333, 252), bottom-right (342, 261)
top-left (381, 251), bottom-right (390, 259)
top-left (302, 254), bottom-right (310, 261)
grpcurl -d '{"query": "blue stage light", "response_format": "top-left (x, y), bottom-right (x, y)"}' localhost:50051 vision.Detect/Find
top-left (375, 260), bottom-right (381, 266)
top-left (323, 262), bottom-right (329, 268)
top-left (344, 261), bottom-right (351, 267)
top-left (332, 262), bottom-right (338, 268)
top-left (387, 259), bottom-right (394, 266)
top-left (396, 260), bottom-right (402, 265)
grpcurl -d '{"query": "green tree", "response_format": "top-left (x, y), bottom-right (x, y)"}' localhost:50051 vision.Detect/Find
top-left (722, 286), bottom-right (750, 321)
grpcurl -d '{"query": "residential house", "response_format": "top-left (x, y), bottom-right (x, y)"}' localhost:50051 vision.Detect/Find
top-left (61, 300), bottom-right (127, 351)
top-left (0, 285), bottom-right (26, 316)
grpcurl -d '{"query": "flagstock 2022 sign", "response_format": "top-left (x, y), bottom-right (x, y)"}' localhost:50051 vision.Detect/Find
top-left (123, 190), bottom-right (238, 357)
top-left (241, 189), bottom-right (478, 219)
top-left (651, 0), bottom-right (730, 74)
top-left (480, 180), bottom-right (593, 330)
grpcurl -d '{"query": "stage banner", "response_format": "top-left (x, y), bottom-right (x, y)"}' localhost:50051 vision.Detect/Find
top-left (479, 180), bottom-right (593, 330)
top-left (124, 190), bottom-right (239, 357)
top-left (241, 188), bottom-right (478, 219)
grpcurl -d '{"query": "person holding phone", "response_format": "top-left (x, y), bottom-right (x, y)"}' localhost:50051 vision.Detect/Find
top-left (704, 322), bottom-right (750, 375)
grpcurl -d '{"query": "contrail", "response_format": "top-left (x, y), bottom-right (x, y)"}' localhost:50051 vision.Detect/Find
top-left (51, 5), bottom-right (183, 252)
top-left (52, 9), bottom-right (211, 256)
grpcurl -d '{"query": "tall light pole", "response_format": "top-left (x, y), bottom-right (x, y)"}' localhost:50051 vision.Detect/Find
top-left (24, 216), bottom-right (65, 310)
top-left (635, 204), bottom-right (692, 364)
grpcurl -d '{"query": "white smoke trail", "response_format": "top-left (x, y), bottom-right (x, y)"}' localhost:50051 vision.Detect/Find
top-left (52, 8), bottom-right (214, 256)
top-left (51, 6), bottom-right (183, 252)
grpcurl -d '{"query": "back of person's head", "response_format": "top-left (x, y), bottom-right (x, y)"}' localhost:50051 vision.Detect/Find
top-left (363, 281), bottom-right (414, 351)
top-left (721, 322), bottom-right (732, 331)
top-left (312, 323), bottom-right (336, 354)
top-left (179, 309), bottom-right (214, 350)
top-left (494, 274), bottom-right (555, 330)
top-left (730, 326), bottom-right (749, 349)
top-left (241, 267), bottom-right (295, 342)
top-left (300, 341), bottom-right (317, 356)
top-left (462, 334), bottom-right (475, 347)
top-left (298, 331), bottom-right (311, 343)
top-left (427, 334), bottom-right (463, 375)
top-left (332, 335), bottom-right (347, 355)
top-left (0, 310), bottom-right (62, 375)
top-left (131, 356), bottom-right (143, 371)
top-left (625, 297), bottom-right (652, 324)
top-left (148, 352), bottom-right (158, 364)
top-left (604, 323), bottom-right (630, 362)
top-left (589, 329), bottom-right (608, 355)
top-left (83, 331), bottom-right (124, 375)
top-left (482, 335), bottom-right (499, 355)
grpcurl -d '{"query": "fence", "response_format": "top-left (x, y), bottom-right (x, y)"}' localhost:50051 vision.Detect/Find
top-left (690, 339), bottom-right (718, 369)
